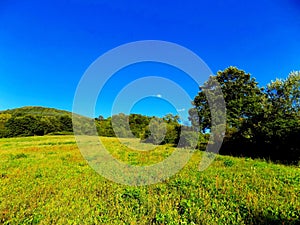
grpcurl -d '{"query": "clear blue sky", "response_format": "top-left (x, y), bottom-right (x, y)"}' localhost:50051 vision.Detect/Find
top-left (1, 0), bottom-right (300, 121)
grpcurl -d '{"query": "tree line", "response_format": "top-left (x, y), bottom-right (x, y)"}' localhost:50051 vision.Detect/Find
top-left (0, 114), bottom-right (73, 137)
top-left (95, 113), bottom-right (203, 146)
top-left (0, 108), bottom-right (207, 149)
top-left (0, 67), bottom-right (299, 164)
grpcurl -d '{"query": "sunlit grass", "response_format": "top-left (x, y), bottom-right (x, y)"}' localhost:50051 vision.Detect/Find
top-left (0, 136), bottom-right (299, 224)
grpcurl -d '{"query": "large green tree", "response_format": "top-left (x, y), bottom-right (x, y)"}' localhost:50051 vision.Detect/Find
top-left (189, 66), bottom-right (263, 136)
top-left (248, 71), bottom-right (300, 162)
top-left (189, 67), bottom-right (300, 163)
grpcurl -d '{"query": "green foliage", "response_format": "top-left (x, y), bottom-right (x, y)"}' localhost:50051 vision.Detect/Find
top-left (1, 106), bottom-right (72, 117)
top-left (129, 114), bottom-right (151, 138)
top-left (140, 115), bottom-right (181, 145)
top-left (0, 107), bottom-right (190, 148)
top-left (164, 123), bottom-right (180, 144)
top-left (111, 113), bottom-right (133, 138)
top-left (178, 130), bottom-right (199, 148)
top-left (59, 115), bottom-right (73, 132)
top-left (96, 113), bottom-right (183, 146)
top-left (240, 71), bottom-right (300, 162)
top-left (96, 117), bottom-right (115, 137)
top-left (189, 67), bottom-right (300, 164)
top-left (0, 114), bottom-right (11, 130)
top-left (5, 115), bottom-right (42, 136)
top-left (96, 113), bottom-right (153, 138)
top-left (141, 117), bottom-right (167, 144)
top-left (189, 66), bottom-right (262, 133)
top-left (223, 159), bottom-right (234, 167)
top-left (0, 107), bottom-right (76, 138)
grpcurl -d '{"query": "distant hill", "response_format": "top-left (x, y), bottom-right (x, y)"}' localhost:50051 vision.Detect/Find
top-left (0, 106), bottom-right (83, 138)
top-left (0, 106), bottom-right (73, 117)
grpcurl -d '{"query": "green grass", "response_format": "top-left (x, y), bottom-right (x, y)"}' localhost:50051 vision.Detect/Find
top-left (0, 135), bottom-right (299, 224)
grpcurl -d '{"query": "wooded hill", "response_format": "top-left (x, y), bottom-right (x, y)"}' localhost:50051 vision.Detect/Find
top-left (0, 106), bottom-right (74, 137)
top-left (0, 106), bottom-right (193, 144)
top-left (0, 106), bottom-right (205, 153)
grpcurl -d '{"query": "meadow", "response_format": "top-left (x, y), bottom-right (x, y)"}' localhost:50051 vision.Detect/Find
top-left (0, 135), bottom-right (299, 224)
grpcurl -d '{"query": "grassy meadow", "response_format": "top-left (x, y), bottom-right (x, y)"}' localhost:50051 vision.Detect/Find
top-left (0, 135), bottom-right (299, 224)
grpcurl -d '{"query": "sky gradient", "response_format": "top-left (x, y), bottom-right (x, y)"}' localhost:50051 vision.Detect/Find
top-left (1, 0), bottom-right (300, 121)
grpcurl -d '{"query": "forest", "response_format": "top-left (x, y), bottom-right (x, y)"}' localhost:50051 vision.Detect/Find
top-left (0, 67), bottom-right (299, 164)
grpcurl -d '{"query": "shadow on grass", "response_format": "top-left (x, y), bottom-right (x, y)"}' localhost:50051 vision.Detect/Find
top-left (242, 209), bottom-right (299, 225)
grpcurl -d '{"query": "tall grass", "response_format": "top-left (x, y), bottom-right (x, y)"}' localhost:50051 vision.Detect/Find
top-left (0, 136), bottom-right (299, 224)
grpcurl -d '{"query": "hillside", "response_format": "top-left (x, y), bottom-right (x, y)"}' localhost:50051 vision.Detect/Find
top-left (0, 107), bottom-right (188, 149)
top-left (0, 106), bottom-right (73, 117)
top-left (0, 106), bottom-right (77, 137)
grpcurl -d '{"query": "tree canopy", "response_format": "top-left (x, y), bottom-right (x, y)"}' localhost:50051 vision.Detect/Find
top-left (189, 67), bottom-right (300, 164)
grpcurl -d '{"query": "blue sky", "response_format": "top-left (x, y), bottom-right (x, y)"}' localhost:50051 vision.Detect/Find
top-left (1, 0), bottom-right (300, 121)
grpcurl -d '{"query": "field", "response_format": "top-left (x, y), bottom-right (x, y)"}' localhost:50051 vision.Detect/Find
top-left (0, 136), bottom-right (299, 224)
